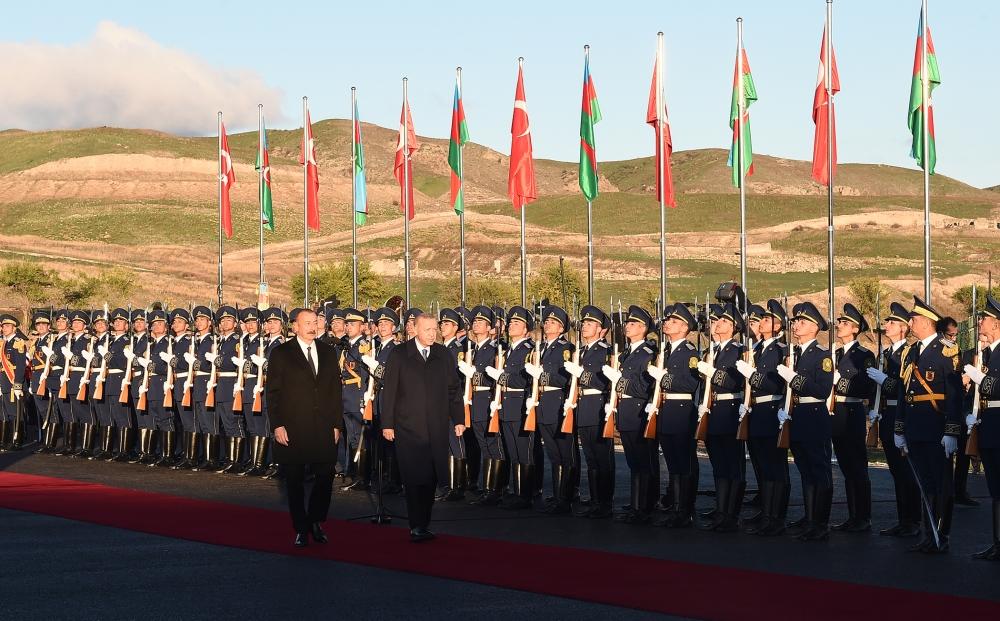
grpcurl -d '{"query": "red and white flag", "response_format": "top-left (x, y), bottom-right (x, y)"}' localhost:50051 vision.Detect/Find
top-left (219, 120), bottom-right (236, 239)
top-left (299, 106), bottom-right (321, 231)
top-left (811, 23), bottom-right (840, 185)
top-left (646, 38), bottom-right (676, 207)
top-left (508, 64), bottom-right (536, 210)
top-left (393, 94), bottom-right (419, 220)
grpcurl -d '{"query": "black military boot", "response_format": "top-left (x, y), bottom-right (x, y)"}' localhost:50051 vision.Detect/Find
top-left (193, 434), bottom-right (219, 471)
top-left (92, 426), bottom-right (110, 460)
top-left (155, 431), bottom-right (177, 467)
top-left (908, 495), bottom-right (936, 552)
top-left (972, 500), bottom-right (1000, 561)
top-left (56, 422), bottom-right (77, 455)
top-left (72, 423), bottom-right (93, 458)
top-left (466, 450), bottom-right (481, 494)
top-left (130, 429), bottom-right (149, 464)
top-left (221, 437), bottom-right (245, 474)
top-left (0, 420), bottom-right (8, 451)
top-left (699, 478), bottom-right (723, 522)
top-left (112, 427), bottom-right (131, 462)
top-left (445, 458), bottom-right (467, 501)
top-left (880, 483), bottom-right (907, 536)
top-left (238, 436), bottom-right (262, 476)
top-left (744, 481), bottom-right (774, 534)
top-left (801, 485), bottom-right (832, 541)
top-left (790, 485), bottom-right (815, 537)
top-left (761, 481), bottom-right (790, 536)
top-left (623, 473), bottom-right (652, 525)
top-left (615, 473), bottom-right (640, 522)
top-left (715, 480), bottom-right (744, 533)
top-left (540, 465), bottom-right (564, 514)
top-left (655, 474), bottom-right (685, 527)
top-left (575, 470), bottom-right (599, 517)
top-left (342, 441), bottom-right (370, 491)
top-left (701, 479), bottom-right (729, 530)
top-left (543, 465), bottom-right (572, 514)
top-left (501, 464), bottom-right (532, 510)
top-left (833, 479), bottom-right (856, 531)
top-left (848, 479), bottom-right (872, 532)
top-left (10, 417), bottom-right (25, 451)
top-left (468, 458), bottom-right (496, 505)
top-left (923, 492), bottom-right (952, 554)
top-left (588, 468), bottom-right (614, 519)
top-left (35, 423), bottom-right (57, 454)
top-left (436, 456), bottom-right (457, 500)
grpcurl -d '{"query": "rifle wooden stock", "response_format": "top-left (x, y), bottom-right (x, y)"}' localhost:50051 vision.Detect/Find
top-left (35, 336), bottom-right (52, 396)
top-left (92, 380), bottom-right (104, 401)
top-left (163, 336), bottom-right (174, 408)
top-left (601, 342), bottom-right (620, 440)
top-left (232, 340), bottom-right (245, 413)
top-left (232, 388), bottom-right (242, 412)
top-left (966, 342), bottom-right (984, 457)
top-left (644, 341), bottom-right (666, 440)
top-left (76, 336), bottom-right (96, 402)
top-left (251, 389), bottom-right (263, 414)
top-left (362, 395), bottom-right (373, 422)
top-left (777, 420), bottom-right (791, 449)
top-left (205, 385), bottom-right (216, 408)
top-left (695, 344), bottom-right (715, 443)
top-left (736, 339), bottom-right (754, 441)
top-left (865, 418), bottom-right (880, 448)
top-left (463, 341), bottom-right (474, 428)
top-left (58, 380), bottom-right (68, 400)
top-left (560, 345), bottom-right (581, 435)
top-left (966, 425), bottom-right (980, 458)
top-left (601, 407), bottom-right (616, 439)
top-left (119, 354), bottom-right (132, 404)
top-left (75, 380), bottom-right (88, 402)
top-left (523, 344), bottom-right (540, 432)
top-left (181, 386), bottom-right (192, 408)
top-left (488, 346), bottom-right (503, 434)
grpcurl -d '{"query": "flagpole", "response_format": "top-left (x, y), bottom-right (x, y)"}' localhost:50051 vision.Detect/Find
top-left (457, 66), bottom-right (467, 306)
top-left (351, 87), bottom-right (359, 308)
top-left (403, 77), bottom-right (412, 308)
top-left (921, 0), bottom-right (931, 302)
top-left (826, 1), bottom-right (837, 345)
top-left (733, 22), bottom-right (748, 312)
top-left (584, 46), bottom-right (595, 306)
top-left (656, 33), bottom-right (667, 307)
top-left (518, 58), bottom-right (528, 306)
top-left (258, 104), bottom-right (266, 304)
top-left (217, 110), bottom-right (224, 306)
top-left (302, 96), bottom-right (311, 306)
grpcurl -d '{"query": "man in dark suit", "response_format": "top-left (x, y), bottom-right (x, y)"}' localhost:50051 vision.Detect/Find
top-left (381, 314), bottom-right (466, 542)
top-left (266, 308), bottom-right (344, 548)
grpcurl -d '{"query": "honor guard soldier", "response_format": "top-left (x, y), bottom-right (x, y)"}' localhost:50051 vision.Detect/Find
top-left (127, 309), bottom-right (154, 464)
top-left (402, 308), bottom-right (422, 341)
top-left (142, 309), bottom-right (176, 467)
top-left (237, 307), bottom-right (266, 476)
top-left (532, 305), bottom-right (575, 514)
top-left (102, 309), bottom-right (134, 461)
top-left (491, 306), bottom-right (508, 349)
top-left (894, 296), bottom-right (963, 554)
top-left (40, 309), bottom-right (71, 453)
top-left (743, 303), bottom-right (766, 510)
top-left (602, 305), bottom-right (658, 525)
top-left (735, 299), bottom-right (791, 536)
top-left (167, 308), bottom-right (197, 470)
top-left (28, 311), bottom-right (53, 449)
top-left (830, 303), bottom-right (877, 533)
top-left (645, 303), bottom-right (701, 528)
top-left (63, 310), bottom-right (93, 456)
top-left (189, 305), bottom-right (220, 471)
top-left (438, 307), bottom-right (469, 501)
top-left (695, 303), bottom-right (747, 532)
top-left (360, 306), bottom-right (403, 493)
top-left (0, 315), bottom-right (28, 452)
top-left (211, 305), bottom-right (245, 474)
top-left (86, 308), bottom-right (113, 460)
top-left (866, 302), bottom-right (920, 537)
top-left (257, 307), bottom-right (287, 479)
top-left (776, 301), bottom-right (835, 541)
top-left (563, 305), bottom-right (614, 518)
top-left (326, 308), bottom-right (346, 342)
top-left (484, 306), bottom-right (535, 510)
top-left (463, 306), bottom-right (506, 506)
top-left (456, 305), bottom-right (481, 493)
top-left (963, 295), bottom-right (1000, 560)
top-left (340, 308), bottom-right (372, 490)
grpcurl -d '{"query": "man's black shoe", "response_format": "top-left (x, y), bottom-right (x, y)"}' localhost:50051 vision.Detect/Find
top-left (409, 528), bottom-right (436, 543)
top-left (294, 533), bottom-right (309, 548)
top-left (310, 523), bottom-right (328, 544)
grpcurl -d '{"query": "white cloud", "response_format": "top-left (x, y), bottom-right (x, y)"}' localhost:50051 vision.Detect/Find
top-left (0, 21), bottom-right (285, 134)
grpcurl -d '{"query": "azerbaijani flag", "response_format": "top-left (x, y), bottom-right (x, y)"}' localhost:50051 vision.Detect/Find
top-left (448, 80), bottom-right (469, 215)
top-left (907, 8), bottom-right (940, 174)
top-left (256, 117), bottom-right (274, 232)
top-left (579, 50), bottom-right (601, 202)
top-left (353, 99), bottom-right (368, 226)
top-left (728, 44), bottom-right (757, 187)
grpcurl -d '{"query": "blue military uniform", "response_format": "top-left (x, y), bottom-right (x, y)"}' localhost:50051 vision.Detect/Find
top-left (166, 308), bottom-right (197, 470)
top-left (103, 309), bottom-right (135, 460)
top-left (253, 307), bottom-right (287, 479)
top-left (86, 310), bottom-right (115, 460)
top-left (144, 310), bottom-right (176, 467)
top-left (28, 313), bottom-right (53, 449)
top-left (59, 311), bottom-right (92, 455)
top-left (968, 295), bottom-right (1000, 559)
top-left (212, 305), bottom-right (245, 474)
top-left (340, 308), bottom-right (371, 486)
top-left (496, 306), bottom-right (536, 510)
top-left (535, 305), bottom-right (576, 513)
top-left (0, 315), bottom-right (28, 452)
top-left (439, 307), bottom-right (471, 501)
top-left (44, 310), bottom-right (72, 454)
top-left (466, 306), bottom-right (506, 506)
top-left (238, 307), bottom-right (270, 476)
top-left (190, 306), bottom-right (221, 470)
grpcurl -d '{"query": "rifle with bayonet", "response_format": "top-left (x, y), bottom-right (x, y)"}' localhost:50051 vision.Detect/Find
top-left (601, 299), bottom-right (621, 440)
top-left (866, 290), bottom-right (883, 448)
top-left (966, 284), bottom-right (983, 457)
top-left (488, 342), bottom-right (504, 434)
top-left (119, 304), bottom-right (133, 404)
top-left (737, 294), bottom-right (753, 442)
top-left (523, 300), bottom-right (543, 433)
top-left (560, 298), bottom-right (582, 435)
top-left (695, 294), bottom-right (714, 442)
top-left (778, 294), bottom-right (793, 449)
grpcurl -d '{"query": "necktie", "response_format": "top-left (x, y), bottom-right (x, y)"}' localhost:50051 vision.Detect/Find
top-left (307, 346), bottom-right (317, 377)
top-left (793, 345), bottom-right (802, 369)
top-left (422, 347), bottom-right (429, 361)
top-left (664, 342), bottom-right (673, 358)
top-left (914, 342), bottom-right (923, 362)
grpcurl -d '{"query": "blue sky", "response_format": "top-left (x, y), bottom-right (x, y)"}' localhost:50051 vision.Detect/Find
top-left (1, 0), bottom-right (995, 187)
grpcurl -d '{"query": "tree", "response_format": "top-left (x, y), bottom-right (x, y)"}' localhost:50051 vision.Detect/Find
top-left (528, 262), bottom-right (585, 310)
top-left (290, 260), bottom-right (388, 308)
top-left (452, 278), bottom-right (519, 308)
top-left (0, 261), bottom-right (55, 305)
top-left (952, 284), bottom-right (1000, 313)
top-left (848, 277), bottom-right (889, 322)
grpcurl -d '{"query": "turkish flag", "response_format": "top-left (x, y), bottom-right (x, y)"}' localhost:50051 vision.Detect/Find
top-left (219, 121), bottom-right (236, 238)
top-left (393, 96), bottom-right (419, 220)
top-left (811, 24), bottom-right (840, 185)
top-left (646, 49), bottom-right (675, 207)
top-left (299, 108), bottom-right (320, 231)
top-left (508, 65), bottom-right (536, 211)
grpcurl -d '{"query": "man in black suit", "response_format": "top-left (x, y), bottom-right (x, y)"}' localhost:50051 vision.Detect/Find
top-left (381, 314), bottom-right (466, 542)
top-left (266, 308), bottom-right (344, 547)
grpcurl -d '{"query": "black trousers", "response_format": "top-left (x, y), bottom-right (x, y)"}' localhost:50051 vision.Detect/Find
top-left (405, 483), bottom-right (436, 530)
top-left (283, 462), bottom-right (334, 535)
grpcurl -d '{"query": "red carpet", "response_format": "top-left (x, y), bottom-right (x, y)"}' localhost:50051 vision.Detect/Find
top-left (0, 471), bottom-right (995, 620)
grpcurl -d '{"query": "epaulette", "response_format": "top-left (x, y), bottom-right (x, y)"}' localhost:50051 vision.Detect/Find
top-left (681, 341), bottom-right (695, 351)
top-left (940, 339), bottom-right (959, 357)
top-left (817, 344), bottom-right (829, 352)
top-left (854, 344), bottom-right (871, 354)
top-left (640, 344), bottom-right (654, 355)
top-left (596, 341), bottom-right (609, 349)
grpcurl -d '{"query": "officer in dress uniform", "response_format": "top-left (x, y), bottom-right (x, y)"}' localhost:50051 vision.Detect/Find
top-left (86, 309), bottom-right (113, 460)
top-left (894, 296), bottom-right (963, 554)
top-left (602, 305), bottom-right (657, 525)
top-left (436, 307), bottom-right (469, 500)
top-left (189, 305), bottom-right (220, 471)
top-left (142, 309), bottom-right (176, 467)
top-left (563, 305), bottom-right (614, 518)
top-left (210, 305), bottom-right (245, 474)
top-left (127, 309), bottom-right (154, 464)
top-left (491, 306), bottom-right (508, 350)
top-left (866, 302), bottom-right (920, 537)
top-left (28, 312), bottom-right (53, 449)
top-left (403, 308), bottom-right (422, 342)
top-left (486, 306), bottom-right (536, 510)
top-left (736, 299), bottom-right (791, 536)
top-left (645, 303), bottom-right (701, 528)
top-left (696, 303), bottom-right (747, 532)
top-left (101, 309), bottom-right (134, 461)
top-left (828, 303), bottom-right (877, 533)
top-left (64, 310), bottom-right (93, 456)
top-left (963, 295), bottom-right (1000, 560)
top-left (463, 306), bottom-right (505, 506)
top-left (167, 308), bottom-right (197, 470)
top-left (532, 305), bottom-right (575, 514)
top-left (340, 308), bottom-right (372, 490)
top-left (776, 301), bottom-right (835, 542)
top-left (359, 307), bottom-right (403, 493)
top-left (0, 315), bottom-right (28, 452)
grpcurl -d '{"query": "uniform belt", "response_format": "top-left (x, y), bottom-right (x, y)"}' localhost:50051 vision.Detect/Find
top-left (984, 400), bottom-right (1000, 409)
top-left (752, 394), bottom-right (782, 404)
top-left (835, 396), bottom-right (863, 403)
top-left (217, 372), bottom-right (237, 377)
top-left (196, 371), bottom-right (211, 377)
top-left (906, 393), bottom-right (944, 403)
top-left (663, 393), bottom-right (693, 401)
top-left (174, 372), bottom-right (188, 378)
top-left (541, 386), bottom-right (562, 392)
top-left (620, 394), bottom-right (635, 400)
top-left (885, 400), bottom-right (898, 407)
top-left (70, 367), bottom-right (87, 372)
top-left (51, 366), bottom-right (63, 371)
top-left (714, 392), bottom-right (744, 401)
top-left (797, 397), bottom-right (824, 404)
top-left (504, 388), bottom-right (524, 393)
top-left (580, 388), bottom-right (603, 396)
top-left (107, 369), bottom-right (124, 375)
top-left (473, 387), bottom-right (491, 392)
top-left (343, 378), bottom-right (361, 386)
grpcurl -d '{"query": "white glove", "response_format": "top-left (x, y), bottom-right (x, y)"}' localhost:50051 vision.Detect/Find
top-left (230, 356), bottom-right (244, 368)
top-left (964, 364), bottom-right (986, 385)
top-left (563, 361), bottom-right (583, 378)
top-left (485, 366), bottom-right (502, 381)
top-left (205, 352), bottom-right (218, 363)
top-left (252, 384), bottom-right (264, 395)
top-left (698, 405), bottom-right (710, 419)
top-left (868, 409), bottom-right (880, 423)
top-left (601, 365), bottom-right (621, 384)
top-left (361, 354), bottom-right (378, 371)
top-left (80, 350), bottom-right (95, 363)
top-left (41, 345), bottom-right (54, 358)
top-left (563, 400), bottom-right (576, 413)
top-left (866, 367), bottom-right (888, 385)
top-left (183, 352), bottom-right (196, 366)
top-left (738, 404), bottom-right (750, 420)
top-left (644, 402), bottom-right (658, 414)
top-left (233, 384), bottom-right (241, 398)
top-left (735, 360), bottom-right (755, 379)
top-left (524, 362), bottom-right (543, 379)
top-left (123, 347), bottom-right (134, 361)
top-left (463, 396), bottom-right (472, 407)
top-left (138, 384), bottom-right (148, 395)
top-left (777, 409), bottom-right (790, 424)
top-left (646, 365), bottom-right (667, 381)
top-left (525, 398), bottom-right (537, 411)
top-left (894, 433), bottom-right (907, 451)
top-left (966, 413), bottom-right (979, 431)
top-left (251, 354), bottom-right (267, 368)
top-left (832, 371), bottom-right (841, 387)
top-left (13, 388), bottom-right (23, 399)
top-left (158, 352), bottom-right (173, 364)
top-left (604, 402), bottom-right (614, 417)
top-left (489, 400), bottom-right (501, 414)
top-left (696, 361), bottom-right (715, 378)
top-left (776, 364), bottom-right (796, 384)
top-left (61, 346), bottom-right (72, 359)
top-left (942, 435), bottom-right (958, 457)
top-left (457, 360), bottom-right (475, 378)
top-left (136, 357), bottom-right (150, 369)
top-left (97, 345), bottom-right (108, 357)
